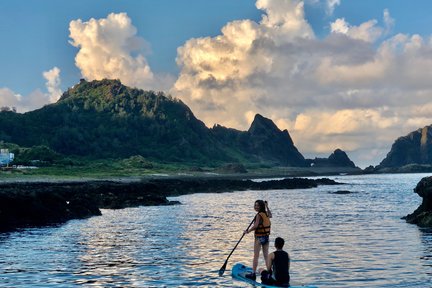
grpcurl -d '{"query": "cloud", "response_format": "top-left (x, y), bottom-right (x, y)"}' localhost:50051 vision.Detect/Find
top-left (172, 0), bottom-right (432, 167)
top-left (330, 18), bottom-right (383, 42)
top-left (0, 88), bottom-right (22, 110)
top-left (0, 67), bottom-right (62, 112)
top-left (326, 0), bottom-right (341, 15)
top-left (383, 9), bottom-right (395, 35)
top-left (0, 87), bottom-right (52, 113)
top-left (69, 12), bottom-right (174, 91)
top-left (43, 67), bottom-right (62, 103)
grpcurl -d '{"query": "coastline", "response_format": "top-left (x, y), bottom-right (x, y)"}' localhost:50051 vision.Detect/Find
top-left (0, 165), bottom-right (363, 183)
top-left (0, 170), bottom-right (344, 232)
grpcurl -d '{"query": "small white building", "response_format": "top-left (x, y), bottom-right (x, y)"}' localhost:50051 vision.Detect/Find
top-left (0, 149), bottom-right (14, 166)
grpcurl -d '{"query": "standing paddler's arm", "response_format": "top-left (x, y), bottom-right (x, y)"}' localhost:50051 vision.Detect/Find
top-left (244, 214), bottom-right (260, 234)
top-left (265, 201), bottom-right (272, 218)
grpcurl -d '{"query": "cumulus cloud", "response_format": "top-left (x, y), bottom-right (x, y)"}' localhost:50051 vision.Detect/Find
top-left (330, 18), bottom-right (383, 42)
top-left (43, 67), bottom-right (62, 103)
top-left (69, 12), bottom-right (174, 91)
top-left (0, 88), bottom-right (22, 110)
top-left (0, 67), bottom-right (62, 112)
top-left (172, 0), bottom-right (432, 167)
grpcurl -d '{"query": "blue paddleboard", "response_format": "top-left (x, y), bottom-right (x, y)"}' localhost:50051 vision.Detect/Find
top-left (231, 263), bottom-right (318, 288)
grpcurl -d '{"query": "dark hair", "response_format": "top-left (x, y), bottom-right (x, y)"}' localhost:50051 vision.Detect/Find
top-left (275, 237), bottom-right (285, 249)
top-left (255, 200), bottom-right (266, 213)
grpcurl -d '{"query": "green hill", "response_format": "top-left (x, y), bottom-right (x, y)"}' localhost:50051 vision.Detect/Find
top-left (0, 79), bottom-right (307, 167)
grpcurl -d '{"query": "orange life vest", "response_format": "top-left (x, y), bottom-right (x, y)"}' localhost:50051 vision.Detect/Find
top-left (255, 212), bottom-right (271, 236)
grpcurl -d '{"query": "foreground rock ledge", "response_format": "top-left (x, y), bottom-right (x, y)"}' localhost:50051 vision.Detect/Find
top-left (0, 177), bottom-right (339, 231)
top-left (404, 176), bottom-right (432, 227)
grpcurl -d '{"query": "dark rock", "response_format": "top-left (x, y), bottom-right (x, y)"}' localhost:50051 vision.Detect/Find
top-left (0, 177), bottom-right (341, 231)
top-left (307, 149), bottom-right (357, 168)
top-left (329, 190), bottom-right (353, 194)
top-left (211, 114), bottom-right (307, 167)
top-left (246, 114), bottom-right (307, 167)
top-left (363, 165), bottom-right (376, 173)
top-left (404, 176), bottom-right (432, 227)
top-left (379, 125), bottom-right (432, 168)
top-left (328, 149), bottom-right (356, 168)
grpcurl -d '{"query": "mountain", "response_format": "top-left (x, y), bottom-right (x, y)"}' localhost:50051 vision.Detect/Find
top-left (379, 125), bottom-right (432, 168)
top-left (0, 79), bottom-right (307, 167)
top-left (306, 149), bottom-right (357, 168)
top-left (211, 114), bottom-right (307, 166)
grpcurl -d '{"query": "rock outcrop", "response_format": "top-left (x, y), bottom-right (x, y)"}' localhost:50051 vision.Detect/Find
top-left (403, 176), bottom-right (432, 227)
top-left (211, 114), bottom-right (307, 167)
top-left (307, 149), bottom-right (357, 168)
top-left (379, 125), bottom-right (432, 168)
top-left (246, 114), bottom-right (307, 166)
top-left (0, 177), bottom-right (340, 231)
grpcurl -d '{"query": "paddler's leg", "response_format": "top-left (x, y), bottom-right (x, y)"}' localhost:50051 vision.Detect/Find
top-left (252, 237), bottom-right (261, 273)
top-left (262, 240), bottom-right (269, 267)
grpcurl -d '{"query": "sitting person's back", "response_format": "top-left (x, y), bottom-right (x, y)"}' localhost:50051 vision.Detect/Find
top-left (260, 237), bottom-right (290, 287)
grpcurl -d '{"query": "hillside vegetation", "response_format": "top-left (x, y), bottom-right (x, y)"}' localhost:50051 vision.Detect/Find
top-left (0, 79), bottom-right (307, 169)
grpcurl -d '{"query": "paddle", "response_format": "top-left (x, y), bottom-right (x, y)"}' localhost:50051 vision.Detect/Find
top-left (218, 217), bottom-right (255, 276)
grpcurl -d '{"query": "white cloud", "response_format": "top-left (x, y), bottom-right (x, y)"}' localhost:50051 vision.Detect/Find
top-left (0, 67), bottom-right (62, 112)
top-left (43, 67), bottom-right (62, 103)
top-left (331, 18), bottom-right (383, 42)
top-left (0, 87), bottom-right (52, 113)
top-left (326, 0), bottom-right (341, 15)
top-left (383, 9), bottom-right (395, 35)
top-left (172, 0), bottom-right (432, 167)
top-left (0, 88), bottom-right (22, 109)
top-left (69, 12), bottom-right (174, 91)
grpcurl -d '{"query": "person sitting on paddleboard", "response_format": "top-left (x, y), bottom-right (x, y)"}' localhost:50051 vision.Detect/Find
top-left (260, 237), bottom-right (290, 287)
top-left (244, 199), bottom-right (272, 280)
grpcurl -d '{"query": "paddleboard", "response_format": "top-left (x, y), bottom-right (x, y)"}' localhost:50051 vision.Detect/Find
top-left (231, 263), bottom-right (318, 288)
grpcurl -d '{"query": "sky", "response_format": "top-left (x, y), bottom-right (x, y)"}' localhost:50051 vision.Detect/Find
top-left (2, 0), bottom-right (432, 168)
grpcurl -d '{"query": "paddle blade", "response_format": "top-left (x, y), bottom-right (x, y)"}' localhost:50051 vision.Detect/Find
top-left (218, 261), bottom-right (227, 276)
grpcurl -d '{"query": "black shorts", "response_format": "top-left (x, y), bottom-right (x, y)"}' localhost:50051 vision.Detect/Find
top-left (261, 270), bottom-right (289, 287)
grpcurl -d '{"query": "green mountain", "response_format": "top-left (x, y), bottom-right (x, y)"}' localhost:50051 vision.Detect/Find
top-left (0, 79), bottom-right (307, 167)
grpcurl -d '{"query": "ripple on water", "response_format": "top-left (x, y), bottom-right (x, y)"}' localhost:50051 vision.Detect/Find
top-left (0, 174), bottom-right (431, 287)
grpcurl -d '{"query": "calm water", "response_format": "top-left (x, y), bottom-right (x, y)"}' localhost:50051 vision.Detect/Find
top-left (1, 173), bottom-right (432, 287)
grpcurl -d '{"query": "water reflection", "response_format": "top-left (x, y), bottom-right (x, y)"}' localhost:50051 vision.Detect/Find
top-left (419, 227), bottom-right (432, 278)
top-left (0, 174), bottom-right (432, 287)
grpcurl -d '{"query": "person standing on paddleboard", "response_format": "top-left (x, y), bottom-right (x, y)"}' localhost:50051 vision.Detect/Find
top-left (243, 199), bottom-right (272, 280)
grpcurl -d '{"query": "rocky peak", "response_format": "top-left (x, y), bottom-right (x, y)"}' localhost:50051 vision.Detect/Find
top-left (248, 114), bottom-right (278, 134)
top-left (245, 114), bottom-right (305, 166)
top-left (379, 124), bottom-right (432, 168)
top-left (248, 114), bottom-right (294, 145)
top-left (328, 149), bottom-right (356, 168)
top-left (307, 148), bottom-right (357, 168)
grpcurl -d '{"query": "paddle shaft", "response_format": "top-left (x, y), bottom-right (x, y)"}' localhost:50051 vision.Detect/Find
top-left (219, 216), bottom-right (255, 275)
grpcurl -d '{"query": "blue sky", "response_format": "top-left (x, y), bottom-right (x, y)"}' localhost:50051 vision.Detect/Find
top-left (4, 0), bottom-right (432, 95)
top-left (0, 0), bottom-right (261, 95)
top-left (2, 0), bottom-right (432, 167)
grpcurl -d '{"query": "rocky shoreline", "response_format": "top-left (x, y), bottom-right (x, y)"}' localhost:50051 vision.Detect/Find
top-left (403, 176), bottom-right (432, 227)
top-left (0, 177), bottom-right (339, 231)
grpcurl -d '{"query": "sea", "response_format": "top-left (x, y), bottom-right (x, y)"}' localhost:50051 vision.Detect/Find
top-left (0, 173), bottom-right (431, 287)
